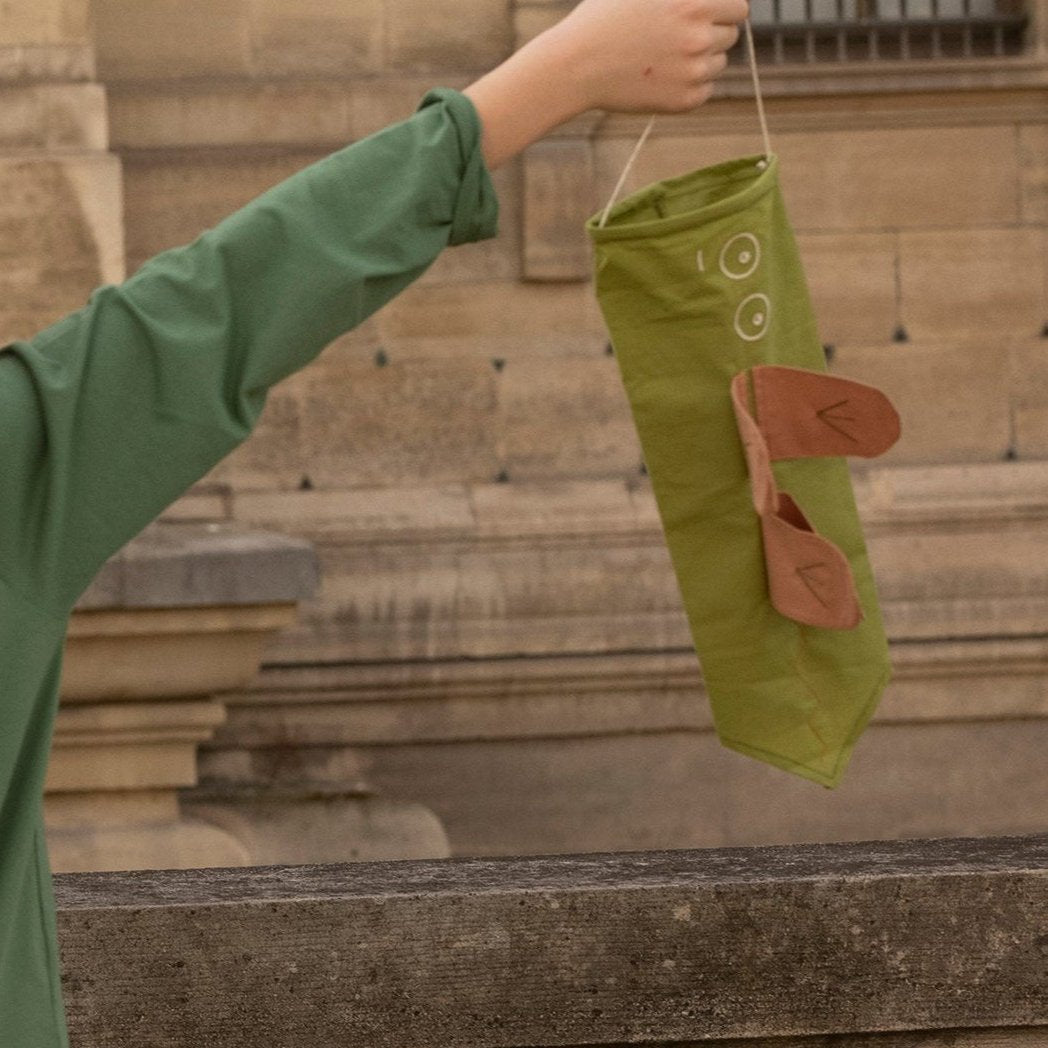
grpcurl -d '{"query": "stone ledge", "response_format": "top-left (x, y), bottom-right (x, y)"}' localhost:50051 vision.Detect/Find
top-left (55, 835), bottom-right (1048, 1047)
top-left (75, 521), bottom-right (319, 610)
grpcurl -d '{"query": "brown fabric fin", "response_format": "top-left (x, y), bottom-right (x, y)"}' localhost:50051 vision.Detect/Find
top-left (762, 495), bottom-right (862, 629)
top-left (751, 365), bottom-right (900, 461)
top-left (730, 369), bottom-right (867, 630)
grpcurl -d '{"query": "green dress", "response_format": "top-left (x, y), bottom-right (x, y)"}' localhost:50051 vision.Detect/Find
top-left (587, 155), bottom-right (898, 789)
top-left (0, 88), bottom-right (498, 1048)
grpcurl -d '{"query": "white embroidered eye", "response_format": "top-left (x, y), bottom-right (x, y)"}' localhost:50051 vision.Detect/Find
top-left (696, 248), bottom-right (706, 273)
top-left (734, 293), bottom-right (771, 342)
top-left (719, 232), bottom-right (761, 281)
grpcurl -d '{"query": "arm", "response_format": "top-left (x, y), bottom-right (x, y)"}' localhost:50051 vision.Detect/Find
top-left (0, 0), bottom-right (748, 612)
top-left (0, 90), bottom-right (496, 610)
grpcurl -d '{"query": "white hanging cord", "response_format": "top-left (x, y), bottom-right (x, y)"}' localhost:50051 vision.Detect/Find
top-left (597, 20), bottom-right (773, 228)
top-left (598, 114), bottom-right (656, 229)
top-left (743, 19), bottom-right (773, 163)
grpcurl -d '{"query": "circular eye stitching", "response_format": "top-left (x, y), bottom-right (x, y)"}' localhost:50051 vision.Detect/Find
top-left (719, 232), bottom-right (761, 281)
top-left (734, 293), bottom-right (771, 342)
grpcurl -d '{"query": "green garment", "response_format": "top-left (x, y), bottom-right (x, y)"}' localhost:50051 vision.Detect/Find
top-left (587, 155), bottom-right (895, 789)
top-left (0, 88), bottom-right (498, 1048)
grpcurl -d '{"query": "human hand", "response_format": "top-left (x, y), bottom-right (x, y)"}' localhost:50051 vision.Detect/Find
top-left (553, 0), bottom-right (750, 114)
top-left (464, 0), bottom-right (749, 169)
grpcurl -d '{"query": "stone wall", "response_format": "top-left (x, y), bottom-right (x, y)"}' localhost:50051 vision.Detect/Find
top-left (7, 0), bottom-right (1048, 859)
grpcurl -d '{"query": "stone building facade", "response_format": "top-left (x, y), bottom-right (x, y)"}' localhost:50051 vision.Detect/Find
top-left (4, 0), bottom-right (1048, 866)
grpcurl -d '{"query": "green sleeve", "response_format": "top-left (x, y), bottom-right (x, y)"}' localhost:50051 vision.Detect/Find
top-left (0, 88), bottom-right (497, 612)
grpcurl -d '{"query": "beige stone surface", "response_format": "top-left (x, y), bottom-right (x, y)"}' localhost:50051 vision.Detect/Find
top-left (497, 349), bottom-right (640, 480)
top-left (93, 0), bottom-right (253, 80)
top-left (50, 699), bottom-right (225, 790)
top-left (63, 604), bottom-right (298, 700)
top-left (1010, 336), bottom-right (1048, 457)
top-left (0, 0), bottom-right (89, 46)
top-left (899, 227), bottom-right (1046, 340)
top-left (775, 126), bottom-right (1022, 232)
top-left (109, 82), bottom-right (358, 151)
top-left (247, 0), bottom-right (384, 76)
top-left (46, 795), bottom-right (250, 873)
top-left (522, 139), bottom-right (595, 281)
top-left (301, 350), bottom-right (500, 489)
top-left (795, 231), bottom-right (899, 345)
top-left (1019, 123), bottom-right (1048, 223)
top-left (386, 0), bottom-right (512, 73)
top-left (831, 341), bottom-right (1011, 465)
top-left (513, 0), bottom-right (574, 47)
top-left (182, 793), bottom-right (451, 864)
top-left (0, 154), bottom-right (123, 341)
top-left (0, 81), bottom-right (107, 149)
top-left (376, 280), bottom-right (606, 340)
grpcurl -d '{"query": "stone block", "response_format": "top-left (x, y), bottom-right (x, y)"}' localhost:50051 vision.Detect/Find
top-left (0, 0), bottom-right (90, 46)
top-left (0, 153), bottom-right (123, 341)
top-left (522, 139), bottom-right (596, 281)
top-left (182, 788), bottom-right (450, 864)
top-left (376, 281), bottom-right (606, 341)
top-left (48, 700), bottom-right (222, 792)
top-left (831, 341), bottom-right (1011, 465)
top-left (350, 77), bottom-right (462, 139)
top-left (1011, 337), bottom-right (1048, 458)
top-left (292, 340), bottom-right (502, 488)
top-left (232, 484), bottom-right (477, 537)
top-left (776, 125), bottom-right (1020, 232)
top-left (247, 0), bottom-right (384, 75)
top-left (899, 227), bottom-right (1045, 340)
top-left (795, 231), bottom-right (898, 345)
top-left (53, 838), bottom-right (1048, 1046)
top-left (0, 43), bottom-right (94, 81)
top-left (109, 82), bottom-right (357, 151)
top-left (497, 350), bottom-right (641, 480)
top-left (47, 794), bottom-right (249, 873)
top-left (513, 0), bottom-right (575, 47)
top-left (76, 522), bottom-right (319, 610)
top-left (0, 82), bottom-right (107, 150)
top-left (386, 0), bottom-right (513, 73)
top-left (62, 604), bottom-right (300, 700)
top-left (1020, 123), bottom-right (1048, 223)
top-left (93, 0), bottom-right (252, 80)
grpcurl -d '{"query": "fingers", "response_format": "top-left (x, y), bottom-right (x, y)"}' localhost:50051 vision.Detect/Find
top-left (692, 22), bottom-right (741, 55)
top-left (701, 0), bottom-right (751, 25)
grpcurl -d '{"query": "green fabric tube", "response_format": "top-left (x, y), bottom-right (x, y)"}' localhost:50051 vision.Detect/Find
top-left (587, 155), bottom-right (892, 789)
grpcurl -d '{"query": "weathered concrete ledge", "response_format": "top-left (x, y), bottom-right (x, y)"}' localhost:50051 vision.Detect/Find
top-left (56, 835), bottom-right (1048, 1047)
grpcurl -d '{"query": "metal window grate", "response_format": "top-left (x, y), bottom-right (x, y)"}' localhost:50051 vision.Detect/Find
top-left (743, 0), bottom-right (1028, 62)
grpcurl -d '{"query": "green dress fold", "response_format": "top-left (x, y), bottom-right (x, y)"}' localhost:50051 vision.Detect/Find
top-left (587, 155), bottom-right (897, 789)
top-left (0, 88), bottom-right (498, 1048)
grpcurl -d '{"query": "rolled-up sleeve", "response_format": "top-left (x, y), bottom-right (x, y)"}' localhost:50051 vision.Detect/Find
top-left (0, 88), bottom-right (498, 611)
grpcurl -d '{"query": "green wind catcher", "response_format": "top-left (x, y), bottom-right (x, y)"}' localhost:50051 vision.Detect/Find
top-left (587, 154), bottom-right (900, 788)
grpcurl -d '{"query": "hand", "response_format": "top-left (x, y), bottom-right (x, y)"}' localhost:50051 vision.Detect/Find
top-left (555, 0), bottom-right (750, 114)
top-left (464, 0), bottom-right (749, 169)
